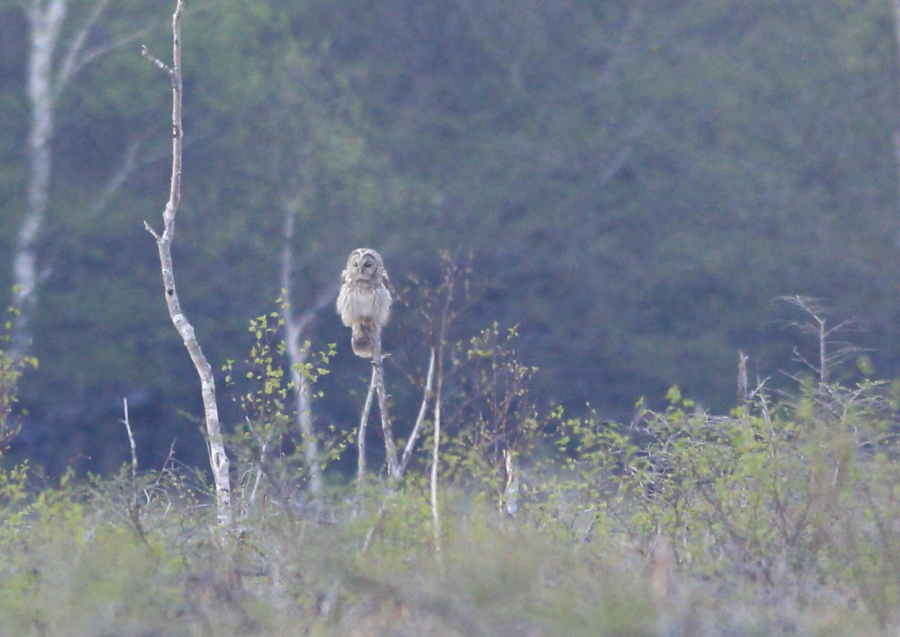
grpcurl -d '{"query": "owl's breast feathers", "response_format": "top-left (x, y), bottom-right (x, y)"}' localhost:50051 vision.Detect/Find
top-left (336, 279), bottom-right (392, 328)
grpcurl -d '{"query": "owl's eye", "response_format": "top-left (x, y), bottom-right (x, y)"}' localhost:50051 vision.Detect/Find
top-left (363, 260), bottom-right (372, 269)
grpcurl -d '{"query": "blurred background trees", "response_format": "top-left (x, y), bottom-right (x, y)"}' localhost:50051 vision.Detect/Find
top-left (0, 0), bottom-right (898, 475)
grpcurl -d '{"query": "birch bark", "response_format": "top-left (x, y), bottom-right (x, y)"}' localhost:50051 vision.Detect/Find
top-left (11, 0), bottom-right (67, 362)
top-left (13, 0), bottom-right (117, 362)
top-left (143, 0), bottom-right (232, 528)
top-left (280, 201), bottom-right (329, 496)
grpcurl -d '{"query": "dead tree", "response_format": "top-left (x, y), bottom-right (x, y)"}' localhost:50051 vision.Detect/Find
top-left (142, 0), bottom-right (232, 528)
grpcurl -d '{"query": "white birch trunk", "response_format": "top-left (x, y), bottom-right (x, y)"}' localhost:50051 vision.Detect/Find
top-left (11, 0), bottom-right (66, 362)
top-left (280, 203), bottom-right (327, 496)
top-left (143, 0), bottom-right (231, 528)
top-left (13, 0), bottom-right (115, 362)
top-left (284, 317), bottom-right (324, 496)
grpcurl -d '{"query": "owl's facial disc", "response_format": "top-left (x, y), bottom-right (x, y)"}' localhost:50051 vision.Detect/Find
top-left (354, 254), bottom-right (374, 278)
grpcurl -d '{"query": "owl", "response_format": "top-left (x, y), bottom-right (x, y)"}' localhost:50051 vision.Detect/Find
top-left (337, 248), bottom-right (392, 358)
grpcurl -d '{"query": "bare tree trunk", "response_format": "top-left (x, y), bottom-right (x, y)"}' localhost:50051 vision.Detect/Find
top-left (357, 368), bottom-right (376, 485)
top-left (371, 333), bottom-right (400, 481)
top-left (142, 0), bottom-right (231, 528)
top-left (280, 201), bottom-right (326, 496)
top-left (13, 0), bottom-right (119, 363)
top-left (11, 0), bottom-right (67, 363)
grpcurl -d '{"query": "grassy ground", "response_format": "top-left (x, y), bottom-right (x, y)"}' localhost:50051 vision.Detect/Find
top-left (0, 467), bottom-right (888, 637)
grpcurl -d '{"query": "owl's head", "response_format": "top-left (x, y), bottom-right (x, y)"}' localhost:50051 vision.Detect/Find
top-left (346, 248), bottom-right (386, 281)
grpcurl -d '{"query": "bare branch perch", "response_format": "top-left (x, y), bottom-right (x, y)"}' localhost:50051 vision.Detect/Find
top-left (371, 331), bottom-right (400, 481)
top-left (356, 325), bottom-right (401, 483)
top-left (357, 369), bottom-right (376, 485)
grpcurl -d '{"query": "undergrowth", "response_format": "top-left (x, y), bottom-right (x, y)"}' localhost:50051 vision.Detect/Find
top-left (0, 297), bottom-right (899, 636)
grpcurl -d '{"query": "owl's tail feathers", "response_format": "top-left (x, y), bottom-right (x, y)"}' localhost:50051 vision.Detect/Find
top-left (351, 324), bottom-right (375, 358)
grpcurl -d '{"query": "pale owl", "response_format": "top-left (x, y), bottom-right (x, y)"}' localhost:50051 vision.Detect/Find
top-left (337, 248), bottom-right (392, 358)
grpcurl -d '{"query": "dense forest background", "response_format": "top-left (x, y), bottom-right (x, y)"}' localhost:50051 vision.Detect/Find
top-left (1, 0), bottom-right (899, 475)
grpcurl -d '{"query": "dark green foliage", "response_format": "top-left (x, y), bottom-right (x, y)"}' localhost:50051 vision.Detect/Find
top-left (7, 0), bottom-right (900, 629)
top-left (2, 0), bottom-right (900, 479)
